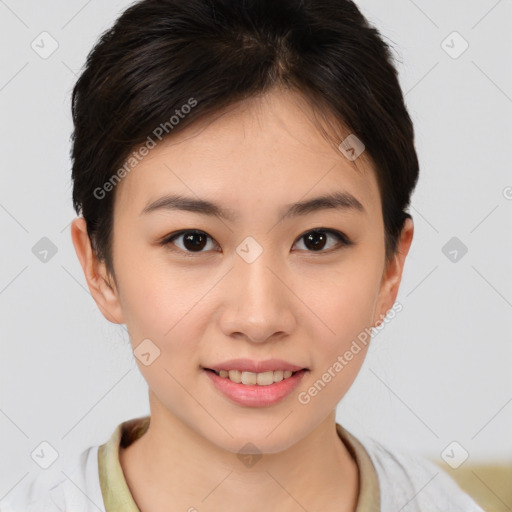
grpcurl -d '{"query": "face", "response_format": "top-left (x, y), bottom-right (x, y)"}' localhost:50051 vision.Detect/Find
top-left (72, 87), bottom-right (412, 454)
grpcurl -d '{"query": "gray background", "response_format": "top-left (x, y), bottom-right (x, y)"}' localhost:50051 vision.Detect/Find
top-left (1, 0), bottom-right (511, 496)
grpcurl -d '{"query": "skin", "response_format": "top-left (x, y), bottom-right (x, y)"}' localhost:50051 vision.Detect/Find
top-left (71, 87), bottom-right (414, 512)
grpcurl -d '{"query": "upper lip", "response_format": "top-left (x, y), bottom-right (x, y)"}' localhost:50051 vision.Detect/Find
top-left (204, 358), bottom-right (307, 373)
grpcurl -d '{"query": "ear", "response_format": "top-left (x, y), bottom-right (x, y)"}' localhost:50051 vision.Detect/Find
top-left (372, 217), bottom-right (414, 327)
top-left (70, 217), bottom-right (125, 325)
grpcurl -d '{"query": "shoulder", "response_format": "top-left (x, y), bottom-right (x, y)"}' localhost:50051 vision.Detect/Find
top-left (358, 434), bottom-right (485, 512)
top-left (0, 445), bottom-right (104, 512)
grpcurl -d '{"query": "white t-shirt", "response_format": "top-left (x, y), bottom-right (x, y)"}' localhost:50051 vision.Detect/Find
top-left (0, 416), bottom-right (485, 512)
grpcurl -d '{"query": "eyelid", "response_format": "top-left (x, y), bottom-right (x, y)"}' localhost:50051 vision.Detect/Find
top-left (159, 229), bottom-right (220, 256)
top-left (292, 228), bottom-right (353, 253)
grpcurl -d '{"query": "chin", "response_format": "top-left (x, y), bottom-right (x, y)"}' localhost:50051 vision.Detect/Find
top-left (196, 418), bottom-right (304, 456)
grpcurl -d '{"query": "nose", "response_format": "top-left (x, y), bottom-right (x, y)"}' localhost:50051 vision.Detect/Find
top-left (217, 248), bottom-right (297, 344)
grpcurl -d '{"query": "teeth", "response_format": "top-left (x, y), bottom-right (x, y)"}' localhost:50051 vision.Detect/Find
top-left (256, 371), bottom-right (274, 385)
top-left (214, 369), bottom-right (299, 386)
top-left (241, 371), bottom-right (257, 385)
top-left (228, 370), bottom-right (241, 383)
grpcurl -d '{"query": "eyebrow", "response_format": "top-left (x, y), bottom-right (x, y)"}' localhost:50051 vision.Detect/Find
top-left (140, 191), bottom-right (365, 222)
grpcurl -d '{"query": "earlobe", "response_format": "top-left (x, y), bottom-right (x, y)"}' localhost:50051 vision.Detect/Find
top-left (70, 217), bottom-right (125, 325)
top-left (372, 217), bottom-right (414, 326)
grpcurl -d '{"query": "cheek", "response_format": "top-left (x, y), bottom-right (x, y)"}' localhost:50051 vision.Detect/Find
top-left (293, 252), bottom-right (382, 399)
top-left (114, 239), bottom-right (210, 340)
top-left (293, 262), bottom-right (381, 409)
top-left (297, 252), bottom-right (383, 342)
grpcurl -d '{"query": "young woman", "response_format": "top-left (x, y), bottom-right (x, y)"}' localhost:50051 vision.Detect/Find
top-left (1, 0), bottom-right (484, 510)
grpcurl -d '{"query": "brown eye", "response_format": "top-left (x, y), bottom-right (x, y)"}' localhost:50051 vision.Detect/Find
top-left (182, 232), bottom-right (208, 251)
top-left (304, 231), bottom-right (329, 251)
top-left (294, 229), bottom-right (351, 253)
top-left (163, 230), bottom-right (216, 253)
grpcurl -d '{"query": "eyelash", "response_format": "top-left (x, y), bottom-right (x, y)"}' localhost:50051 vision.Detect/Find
top-left (159, 228), bottom-right (353, 256)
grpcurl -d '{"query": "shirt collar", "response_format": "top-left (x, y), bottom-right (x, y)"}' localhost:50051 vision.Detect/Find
top-left (336, 423), bottom-right (381, 511)
top-left (98, 416), bottom-right (380, 511)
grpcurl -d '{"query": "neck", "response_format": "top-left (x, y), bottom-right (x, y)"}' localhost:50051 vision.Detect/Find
top-left (119, 396), bottom-right (359, 512)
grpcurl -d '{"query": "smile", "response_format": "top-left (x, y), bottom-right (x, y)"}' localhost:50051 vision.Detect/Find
top-left (207, 369), bottom-right (298, 386)
top-left (203, 368), bottom-right (308, 407)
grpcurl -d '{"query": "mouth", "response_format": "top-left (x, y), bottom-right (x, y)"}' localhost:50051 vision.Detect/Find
top-left (202, 366), bottom-right (309, 407)
top-left (203, 368), bottom-right (305, 386)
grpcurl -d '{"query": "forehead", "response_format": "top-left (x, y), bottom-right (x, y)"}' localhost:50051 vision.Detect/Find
top-left (114, 88), bottom-right (381, 222)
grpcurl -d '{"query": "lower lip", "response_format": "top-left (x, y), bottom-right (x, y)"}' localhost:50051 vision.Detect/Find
top-left (203, 369), bottom-right (308, 407)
